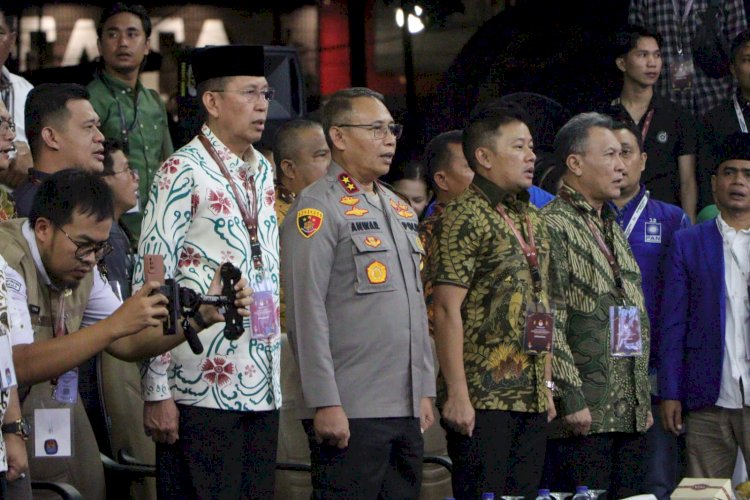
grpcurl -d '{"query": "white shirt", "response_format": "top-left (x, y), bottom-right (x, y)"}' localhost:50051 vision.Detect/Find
top-left (716, 215), bottom-right (750, 409)
top-left (1, 66), bottom-right (33, 144)
top-left (3, 221), bottom-right (122, 347)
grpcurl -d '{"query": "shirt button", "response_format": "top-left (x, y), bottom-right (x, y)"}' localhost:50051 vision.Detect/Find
top-left (140, 124), bottom-right (144, 128)
top-left (145, 146), bottom-right (149, 150)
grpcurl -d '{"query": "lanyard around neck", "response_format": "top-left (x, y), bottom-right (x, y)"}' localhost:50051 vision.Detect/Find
top-left (495, 204), bottom-right (543, 298)
top-left (198, 134), bottom-right (263, 270)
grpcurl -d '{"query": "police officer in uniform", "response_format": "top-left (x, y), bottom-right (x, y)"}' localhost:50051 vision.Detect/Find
top-left (281, 87), bottom-right (436, 499)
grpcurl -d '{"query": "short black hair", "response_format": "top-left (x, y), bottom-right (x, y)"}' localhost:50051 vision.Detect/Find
top-left (29, 169), bottom-right (114, 228)
top-left (273, 119), bottom-right (324, 170)
top-left (462, 104), bottom-right (530, 171)
top-left (97, 3), bottom-right (151, 38)
top-left (394, 161), bottom-right (426, 183)
top-left (610, 120), bottom-right (644, 153)
top-left (25, 83), bottom-right (91, 159)
top-left (101, 139), bottom-right (128, 175)
top-left (731, 29), bottom-right (750, 64)
top-left (0, 8), bottom-right (17, 32)
top-left (613, 25), bottom-right (663, 59)
top-left (423, 130), bottom-right (463, 190)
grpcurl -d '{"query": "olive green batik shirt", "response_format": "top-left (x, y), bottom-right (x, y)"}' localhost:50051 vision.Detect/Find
top-left (429, 174), bottom-right (582, 413)
top-left (543, 184), bottom-right (651, 437)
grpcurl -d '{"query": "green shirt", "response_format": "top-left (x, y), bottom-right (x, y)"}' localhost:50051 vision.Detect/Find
top-left (543, 184), bottom-right (651, 436)
top-left (429, 174), bottom-right (579, 413)
top-left (87, 72), bottom-right (174, 232)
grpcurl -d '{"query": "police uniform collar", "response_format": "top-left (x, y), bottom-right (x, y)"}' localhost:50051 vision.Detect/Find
top-left (327, 161), bottom-right (367, 195)
top-left (559, 183), bottom-right (617, 221)
top-left (470, 173), bottom-right (530, 211)
top-left (200, 124), bottom-right (260, 176)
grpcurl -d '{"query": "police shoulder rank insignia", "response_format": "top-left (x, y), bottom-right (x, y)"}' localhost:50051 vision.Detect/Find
top-left (364, 236), bottom-right (382, 248)
top-left (297, 208), bottom-right (324, 238)
top-left (366, 261), bottom-right (388, 284)
top-left (345, 206), bottom-right (369, 217)
top-left (339, 196), bottom-right (360, 206)
top-left (390, 199), bottom-right (414, 218)
top-left (338, 174), bottom-right (359, 194)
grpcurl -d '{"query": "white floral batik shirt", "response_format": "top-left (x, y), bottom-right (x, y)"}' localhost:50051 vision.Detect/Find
top-left (133, 124), bottom-right (281, 411)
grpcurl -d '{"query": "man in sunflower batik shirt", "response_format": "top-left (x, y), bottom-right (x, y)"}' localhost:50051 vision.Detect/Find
top-left (541, 113), bottom-right (652, 500)
top-left (133, 46), bottom-right (281, 499)
top-left (430, 105), bottom-right (580, 500)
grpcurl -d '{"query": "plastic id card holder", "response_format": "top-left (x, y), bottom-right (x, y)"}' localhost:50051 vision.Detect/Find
top-left (670, 53), bottom-right (694, 91)
top-left (523, 303), bottom-right (555, 355)
top-left (34, 407), bottom-right (73, 458)
top-left (0, 329), bottom-right (17, 390)
top-left (250, 274), bottom-right (279, 340)
top-left (609, 305), bottom-right (643, 357)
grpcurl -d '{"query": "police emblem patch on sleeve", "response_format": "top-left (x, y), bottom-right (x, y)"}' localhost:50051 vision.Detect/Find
top-left (297, 208), bottom-right (324, 238)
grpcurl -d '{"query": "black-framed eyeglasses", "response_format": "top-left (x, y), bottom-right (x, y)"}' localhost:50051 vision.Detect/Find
top-left (57, 227), bottom-right (113, 262)
top-left (335, 122), bottom-right (403, 140)
top-left (210, 88), bottom-right (275, 103)
top-left (100, 166), bottom-right (138, 179)
top-left (0, 117), bottom-right (15, 135)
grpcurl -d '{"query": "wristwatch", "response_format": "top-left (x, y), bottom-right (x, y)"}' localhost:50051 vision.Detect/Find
top-left (544, 380), bottom-right (557, 393)
top-left (2, 418), bottom-right (30, 441)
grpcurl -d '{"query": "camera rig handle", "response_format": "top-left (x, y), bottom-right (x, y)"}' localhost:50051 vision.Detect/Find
top-left (162, 263), bottom-right (244, 355)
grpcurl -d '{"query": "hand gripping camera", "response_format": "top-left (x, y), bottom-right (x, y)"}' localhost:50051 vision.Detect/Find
top-left (144, 255), bottom-right (243, 354)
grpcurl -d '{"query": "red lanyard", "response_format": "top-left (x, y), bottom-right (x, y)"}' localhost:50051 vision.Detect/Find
top-left (495, 204), bottom-right (543, 297)
top-left (641, 108), bottom-right (655, 144)
top-left (559, 190), bottom-right (626, 299)
top-left (198, 135), bottom-right (263, 270)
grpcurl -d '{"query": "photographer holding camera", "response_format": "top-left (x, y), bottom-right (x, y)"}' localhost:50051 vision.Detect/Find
top-left (0, 169), bottom-right (252, 498)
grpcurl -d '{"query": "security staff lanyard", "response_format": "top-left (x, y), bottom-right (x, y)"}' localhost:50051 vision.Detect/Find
top-left (733, 94), bottom-right (749, 133)
top-left (198, 134), bottom-right (263, 270)
top-left (671, 0), bottom-right (694, 54)
top-left (622, 190), bottom-right (650, 238)
top-left (496, 204), bottom-right (543, 300)
top-left (560, 190), bottom-right (627, 302)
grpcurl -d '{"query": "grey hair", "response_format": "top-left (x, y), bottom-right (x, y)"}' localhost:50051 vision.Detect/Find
top-left (321, 87), bottom-right (385, 146)
top-left (554, 112), bottom-right (614, 166)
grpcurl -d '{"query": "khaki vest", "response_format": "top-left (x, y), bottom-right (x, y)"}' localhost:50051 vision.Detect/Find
top-left (0, 219), bottom-right (105, 499)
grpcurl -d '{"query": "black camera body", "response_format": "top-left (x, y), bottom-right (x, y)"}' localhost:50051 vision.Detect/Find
top-left (160, 262), bottom-right (243, 354)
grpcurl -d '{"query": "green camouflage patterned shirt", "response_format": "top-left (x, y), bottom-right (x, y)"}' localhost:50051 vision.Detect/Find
top-left (543, 184), bottom-right (651, 436)
top-left (429, 174), bottom-right (581, 413)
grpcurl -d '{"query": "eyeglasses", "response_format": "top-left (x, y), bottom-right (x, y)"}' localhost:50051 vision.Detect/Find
top-left (101, 166), bottom-right (138, 178)
top-left (210, 88), bottom-right (275, 103)
top-left (0, 117), bottom-right (15, 135)
top-left (57, 227), bottom-right (113, 262)
top-left (335, 122), bottom-right (403, 140)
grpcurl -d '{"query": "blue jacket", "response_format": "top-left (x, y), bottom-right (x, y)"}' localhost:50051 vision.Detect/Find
top-left (610, 186), bottom-right (690, 371)
top-left (658, 220), bottom-right (725, 411)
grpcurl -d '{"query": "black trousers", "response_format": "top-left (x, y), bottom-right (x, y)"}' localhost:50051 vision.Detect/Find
top-left (444, 409), bottom-right (548, 500)
top-left (156, 405), bottom-right (279, 500)
top-left (302, 417), bottom-right (424, 500)
top-left (542, 432), bottom-right (647, 500)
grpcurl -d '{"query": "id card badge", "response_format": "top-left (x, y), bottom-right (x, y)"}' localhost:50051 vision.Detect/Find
top-left (0, 330), bottom-right (17, 389)
top-left (523, 303), bottom-right (555, 355)
top-left (34, 408), bottom-right (72, 458)
top-left (609, 305), bottom-right (643, 357)
top-left (53, 368), bottom-right (79, 404)
top-left (670, 53), bottom-right (694, 91)
top-left (250, 275), bottom-right (279, 340)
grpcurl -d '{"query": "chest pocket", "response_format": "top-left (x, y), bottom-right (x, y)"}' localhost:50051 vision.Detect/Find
top-left (406, 233), bottom-right (425, 293)
top-left (351, 234), bottom-right (396, 294)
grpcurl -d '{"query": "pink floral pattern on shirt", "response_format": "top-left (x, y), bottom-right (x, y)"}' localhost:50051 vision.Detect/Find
top-left (179, 246), bottom-right (201, 268)
top-left (200, 356), bottom-right (235, 387)
top-left (207, 189), bottom-right (232, 216)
